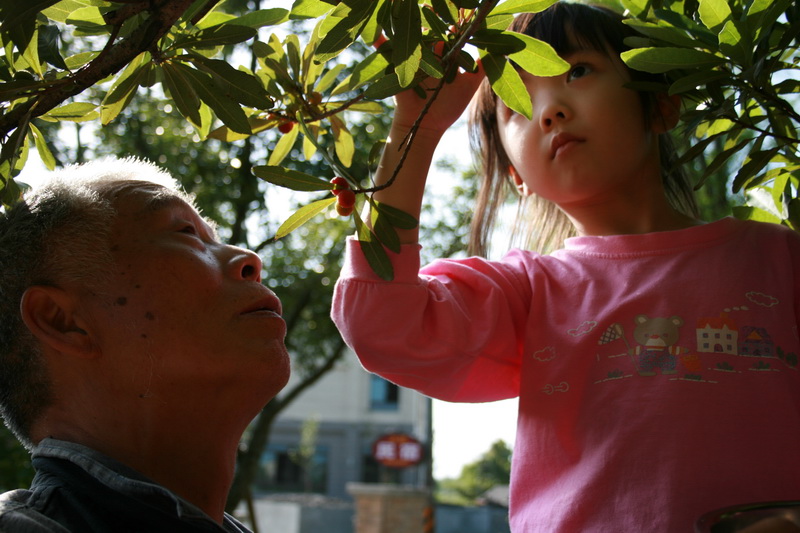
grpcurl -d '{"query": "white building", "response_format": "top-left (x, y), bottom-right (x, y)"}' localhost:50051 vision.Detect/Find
top-left (256, 349), bottom-right (432, 499)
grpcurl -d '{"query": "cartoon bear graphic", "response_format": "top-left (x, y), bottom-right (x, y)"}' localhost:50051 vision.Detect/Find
top-left (631, 315), bottom-right (685, 376)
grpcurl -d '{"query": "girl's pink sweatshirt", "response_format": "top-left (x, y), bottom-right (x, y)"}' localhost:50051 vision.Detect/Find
top-left (332, 217), bottom-right (800, 532)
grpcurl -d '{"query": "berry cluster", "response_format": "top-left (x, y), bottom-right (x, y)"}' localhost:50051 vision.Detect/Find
top-left (330, 177), bottom-right (355, 216)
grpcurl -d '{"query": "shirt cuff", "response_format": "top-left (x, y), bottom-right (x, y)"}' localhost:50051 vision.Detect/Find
top-left (341, 236), bottom-right (422, 283)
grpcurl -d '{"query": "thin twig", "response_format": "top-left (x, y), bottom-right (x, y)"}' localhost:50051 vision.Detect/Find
top-left (356, 0), bottom-right (500, 194)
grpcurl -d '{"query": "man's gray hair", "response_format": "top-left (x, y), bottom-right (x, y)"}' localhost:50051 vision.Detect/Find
top-left (0, 157), bottom-right (178, 449)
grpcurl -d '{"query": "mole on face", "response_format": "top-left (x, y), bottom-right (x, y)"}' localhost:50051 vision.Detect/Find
top-left (145, 312), bottom-right (155, 320)
top-left (116, 297), bottom-right (128, 306)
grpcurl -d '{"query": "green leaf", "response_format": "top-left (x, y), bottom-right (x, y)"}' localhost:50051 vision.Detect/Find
top-left (40, 0), bottom-right (86, 23)
top-left (285, 33), bottom-right (302, 79)
top-left (624, 20), bottom-right (699, 49)
top-left (391, 0), bottom-right (422, 88)
top-left (492, 0), bottom-right (558, 15)
top-left (471, 29), bottom-right (527, 55)
top-left (506, 33), bottom-right (569, 77)
top-left (161, 61), bottom-right (202, 126)
top-left (178, 66), bottom-right (252, 135)
top-left (329, 115), bottom-right (354, 167)
top-left (421, 5), bottom-right (450, 39)
top-left (190, 55), bottom-right (273, 109)
top-left (371, 208), bottom-right (401, 253)
top-left (17, 24), bottom-right (42, 78)
top-left (620, 0), bottom-right (649, 18)
top-left (65, 51), bottom-right (99, 70)
top-left (65, 6), bottom-right (107, 29)
top-left (267, 123), bottom-right (300, 166)
top-left (274, 197), bottom-right (338, 240)
top-left (732, 148), bottom-right (780, 193)
top-left (374, 200), bottom-right (418, 229)
top-left (485, 13), bottom-right (514, 31)
top-left (290, 0), bottom-right (335, 19)
top-left (40, 102), bottom-right (99, 122)
top-left (732, 205), bottom-right (781, 224)
top-left (315, 64), bottom-right (346, 93)
top-left (100, 54), bottom-right (150, 125)
top-left (362, 71), bottom-right (407, 100)
top-left (171, 24), bottom-right (257, 50)
top-left (431, 0), bottom-right (457, 25)
top-left (1, 0), bottom-right (57, 52)
top-left (302, 123), bottom-right (321, 160)
top-left (718, 19), bottom-right (749, 65)
top-left (28, 122), bottom-right (55, 170)
top-left (481, 52), bottom-right (531, 119)
top-left (702, 136), bottom-right (750, 178)
top-left (344, 101), bottom-right (384, 113)
top-left (331, 50), bottom-right (389, 95)
top-left (37, 24), bottom-right (67, 70)
top-left (353, 210), bottom-right (394, 281)
top-left (668, 69), bottom-right (729, 95)
top-left (419, 44), bottom-right (445, 79)
top-left (698, 0), bottom-right (732, 33)
top-left (621, 47), bottom-right (725, 73)
top-left (315, 0), bottom-right (377, 62)
top-left (208, 117), bottom-right (276, 142)
top-left (253, 165), bottom-right (333, 191)
top-left (228, 8), bottom-right (289, 28)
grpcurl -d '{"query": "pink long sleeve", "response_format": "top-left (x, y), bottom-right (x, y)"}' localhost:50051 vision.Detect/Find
top-left (331, 237), bottom-right (535, 402)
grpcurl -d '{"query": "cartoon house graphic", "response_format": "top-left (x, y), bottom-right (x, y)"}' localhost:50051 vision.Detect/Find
top-left (696, 314), bottom-right (738, 355)
top-left (739, 326), bottom-right (774, 357)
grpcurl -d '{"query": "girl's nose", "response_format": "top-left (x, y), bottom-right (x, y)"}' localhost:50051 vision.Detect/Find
top-left (228, 246), bottom-right (263, 283)
top-left (539, 99), bottom-right (570, 131)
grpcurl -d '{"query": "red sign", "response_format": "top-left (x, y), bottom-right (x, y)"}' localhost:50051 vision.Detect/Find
top-left (372, 433), bottom-right (424, 468)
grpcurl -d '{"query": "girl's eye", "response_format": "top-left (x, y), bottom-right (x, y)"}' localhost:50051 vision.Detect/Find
top-left (567, 64), bottom-right (591, 82)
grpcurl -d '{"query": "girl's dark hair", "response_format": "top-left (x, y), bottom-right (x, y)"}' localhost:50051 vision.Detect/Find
top-left (467, 2), bottom-right (699, 256)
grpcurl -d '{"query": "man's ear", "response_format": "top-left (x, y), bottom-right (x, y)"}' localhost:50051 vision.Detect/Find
top-left (652, 93), bottom-right (682, 134)
top-left (20, 286), bottom-right (97, 359)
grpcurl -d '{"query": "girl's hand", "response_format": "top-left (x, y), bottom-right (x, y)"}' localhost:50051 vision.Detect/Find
top-left (392, 51), bottom-right (486, 136)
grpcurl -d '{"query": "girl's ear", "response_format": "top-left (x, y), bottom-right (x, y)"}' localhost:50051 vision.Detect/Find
top-left (652, 93), bottom-right (682, 134)
top-left (509, 166), bottom-right (531, 197)
top-left (21, 286), bottom-right (98, 359)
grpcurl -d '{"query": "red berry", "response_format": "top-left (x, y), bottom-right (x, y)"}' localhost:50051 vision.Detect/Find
top-left (336, 189), bottom-right (356, 209)
top-left (277, 121), bottom-right (295, 134)
top-left (336, 203), bottom-right (354, 217)
top-left (330, 176), bottom-right (349, 196)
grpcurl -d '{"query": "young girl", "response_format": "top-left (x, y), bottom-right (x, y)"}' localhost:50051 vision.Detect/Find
top-left (332, 3), bottom-right (800, 531)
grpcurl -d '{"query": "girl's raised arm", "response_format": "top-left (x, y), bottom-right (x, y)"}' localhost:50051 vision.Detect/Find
top-left (370, 65), bottom-right (485, 244)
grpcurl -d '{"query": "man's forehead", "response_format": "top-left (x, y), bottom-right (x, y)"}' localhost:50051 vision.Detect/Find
top-left (99, 181), bottom-right (192, 214)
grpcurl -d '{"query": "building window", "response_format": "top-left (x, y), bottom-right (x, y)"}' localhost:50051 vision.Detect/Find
top-left (256, 444), bottom-right (328, 494)
top-left (370, 375), bottom-right (399, 411)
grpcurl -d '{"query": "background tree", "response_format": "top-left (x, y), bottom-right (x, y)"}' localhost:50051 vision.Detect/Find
top-left (437, 439), bottom-right (512, 505)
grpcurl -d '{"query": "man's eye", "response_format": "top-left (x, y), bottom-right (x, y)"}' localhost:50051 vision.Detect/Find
top-left (567, 64), bottom-right (591, 81)
top-left (179, 225), bottom-right (197, 235)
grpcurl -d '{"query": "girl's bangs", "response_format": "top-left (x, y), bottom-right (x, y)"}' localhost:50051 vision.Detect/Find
top-left (510, 3), bottom-right (632, 57)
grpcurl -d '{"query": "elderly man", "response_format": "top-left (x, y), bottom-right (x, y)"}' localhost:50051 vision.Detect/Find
top-left (0, 158), bottom-right (290, 532)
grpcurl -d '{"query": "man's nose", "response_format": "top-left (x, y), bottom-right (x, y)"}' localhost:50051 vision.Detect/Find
top-left (228, 246), bottom-right (263, 282)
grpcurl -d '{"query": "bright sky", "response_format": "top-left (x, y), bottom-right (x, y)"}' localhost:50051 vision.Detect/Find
top-left (425, 122), bottom-right (519, 480)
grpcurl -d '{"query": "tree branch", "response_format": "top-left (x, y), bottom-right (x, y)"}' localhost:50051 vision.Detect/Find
top-left (0, 0), bottom-right (195, 139)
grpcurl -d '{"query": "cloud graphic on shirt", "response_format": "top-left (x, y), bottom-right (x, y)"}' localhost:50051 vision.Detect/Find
top-left (746, 291), bottom-right (779, 308)
top-left (568, 321), bottom-right (597, 337)
top-left (532, 346), bottom-right (556, 362)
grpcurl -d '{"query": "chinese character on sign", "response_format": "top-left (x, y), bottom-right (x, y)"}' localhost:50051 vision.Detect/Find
top-left (374, 441), bottom-right (398, 461)
top-left (372, 433), bottom-right (424, 468)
